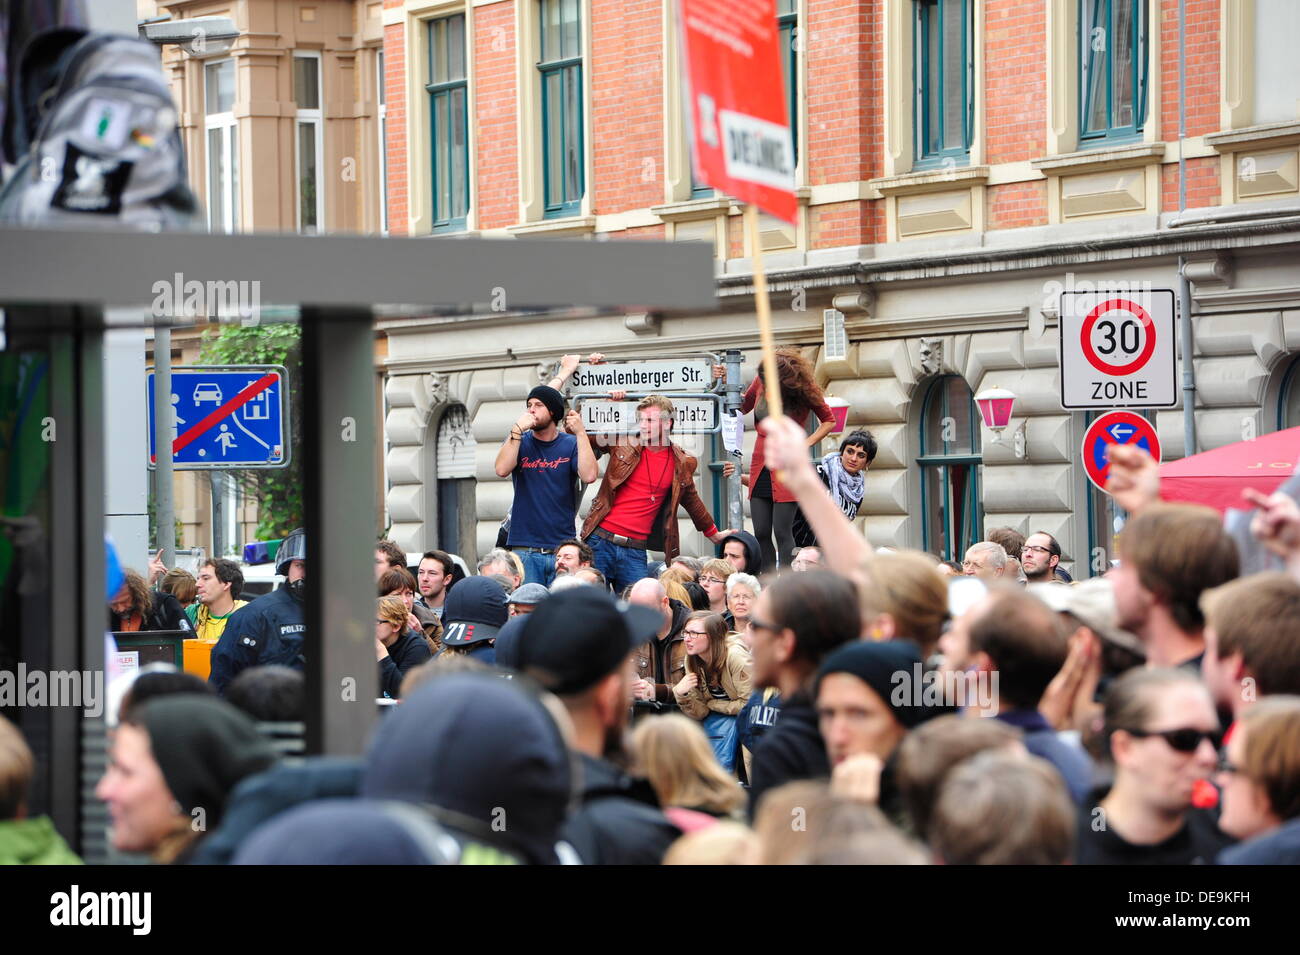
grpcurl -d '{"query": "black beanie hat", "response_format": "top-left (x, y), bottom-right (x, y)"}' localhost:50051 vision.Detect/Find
top-left (527, 385), bottom-right (566, 426)
top-left (815, 640), bottom-right (937, 730)
top-left (134, 695), bottom-right (277, 828)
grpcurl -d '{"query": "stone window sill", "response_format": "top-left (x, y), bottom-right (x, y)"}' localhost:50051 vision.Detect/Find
top-left (1205, 122), bottom-right (1300, 153)
top-left (506, 215), bottom-right (597, 238)
top-left (1031, 142), bottom-right (1165, 177)
top-left (868, 165), bottom-right (990, 197)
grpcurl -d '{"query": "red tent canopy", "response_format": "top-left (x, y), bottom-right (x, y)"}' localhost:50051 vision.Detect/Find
top-left (1159, 426), bottom-right (1300, 513)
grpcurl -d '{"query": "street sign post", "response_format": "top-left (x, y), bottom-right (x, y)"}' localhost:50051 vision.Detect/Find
top-left (147, 364), bottom-right (290, 469)
top-left (1082, 411), bottom-right (1162, 493)
top-left (569, 359), bottom-right (717, 395)
top-left (580, 398), bottom-right (719, 434)
top-left (1060, 289), bottom-right (1177, 409)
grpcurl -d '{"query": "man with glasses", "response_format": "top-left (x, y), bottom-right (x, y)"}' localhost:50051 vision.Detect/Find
top-left (962, 542), bottom-right (1007, 582)
top-left (1020, 532), bottom-right (1063, 584)
top-left (791, 547), bottom-right (821, 572)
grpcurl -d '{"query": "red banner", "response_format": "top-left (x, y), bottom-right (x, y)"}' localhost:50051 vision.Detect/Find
top-left (678, 0), bottom-right (797, 223)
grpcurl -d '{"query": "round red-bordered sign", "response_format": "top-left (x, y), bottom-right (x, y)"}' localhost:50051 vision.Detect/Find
top-left (1082, 411), bottom-right (1162, 493)
top-left (1080, 298), bottom-right (1157, 376)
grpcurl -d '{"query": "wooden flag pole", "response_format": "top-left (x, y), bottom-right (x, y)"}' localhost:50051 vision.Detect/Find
top-left (745, 203), bottom-right (783, 422)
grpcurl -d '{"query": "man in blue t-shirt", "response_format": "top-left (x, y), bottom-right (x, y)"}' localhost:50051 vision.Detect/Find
top-left (494, 381), bottom-right (598, 585)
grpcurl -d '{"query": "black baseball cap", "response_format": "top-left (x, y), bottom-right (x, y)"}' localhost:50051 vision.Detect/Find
top-left (441, 576), bottom-right (508, 646)
top-left (515, 588), bottom-right (662, 695)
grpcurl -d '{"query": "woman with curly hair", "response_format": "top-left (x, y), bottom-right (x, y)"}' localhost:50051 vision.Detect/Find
top-left (741, 347), bottom-right (835, 571)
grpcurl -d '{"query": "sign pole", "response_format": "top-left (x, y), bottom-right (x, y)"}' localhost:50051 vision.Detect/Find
top-left (152, 322), bottom-right (175, 566)
top-left (724, 349), bottom-right (745, 534)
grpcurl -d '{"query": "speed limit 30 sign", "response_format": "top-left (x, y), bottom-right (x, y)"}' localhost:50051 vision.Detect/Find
top-left (1059, 289), bottom-right (1177, 409)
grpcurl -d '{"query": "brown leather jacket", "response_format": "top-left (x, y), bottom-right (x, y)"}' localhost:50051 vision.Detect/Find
top-left (633, 597), bottom-right (691, 704)
top-left (580, 440), bottom-right (719, 562)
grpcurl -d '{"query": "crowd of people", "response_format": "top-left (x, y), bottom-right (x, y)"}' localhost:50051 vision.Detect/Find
top-left (5, 353), bottom-right (1300, 867)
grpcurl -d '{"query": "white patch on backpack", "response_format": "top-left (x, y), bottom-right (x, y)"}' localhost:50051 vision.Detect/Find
top-left (51, 143), bottom-right (132, 214)
top-left (80, 98), bottom-right (130, 150)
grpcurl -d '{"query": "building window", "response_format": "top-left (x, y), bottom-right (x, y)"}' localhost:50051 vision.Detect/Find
top-left (777, 0), bottom-right (799, 166)
top-left (538, 0), bottom-right (583, 217)
top-left (428, 15), bottom-right (469, 231)
top-left (1254, 0), bottom-right (1300, 126)
top-left (1079, 0), bottom-right (1147, 144)
top-left (204, 59), bottom-right (239, 232)
top-left (294, 52), bottom-right (323, 233)
top-left (1278, 359), bottom-right (1300, 431)
top-left (435, 405), bottom-right (477, 555)
top-left (917, 375), bottom-right (982, 562)
top-left (378, 49), bottom-right (388, 234)
top-left (914, 0), bottom-right (972, 168)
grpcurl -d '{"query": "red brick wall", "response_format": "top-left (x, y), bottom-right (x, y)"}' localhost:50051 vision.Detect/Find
top-left (612, 224), bottom-right (666, 239)
top-left (383, 19), bottom-right (407, 235)
top-left (806, 0), bottom-right (880, 186)
top-left (984, 0), bottom-right (1047, 164)
top-left (1161, 156), bottom-right (1219, 212)
top-left (590, 0), bottom-right (664, 216)
top-left (804, 0), bottom-right (882, 247)
top-left (474, 3), bottom-right (519, 229)
top-left (811, 202), bottom-right (872, 249)
top-left (1157, 0), bottom-right (1219, 210)
top-left (1158, 0), bottom-right (1220, 142)
top-left (987, 180), bottom-right (1048, 229)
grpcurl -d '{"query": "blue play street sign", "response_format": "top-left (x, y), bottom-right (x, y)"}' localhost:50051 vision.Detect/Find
top-left (147, 365), bottom-right (290, 470)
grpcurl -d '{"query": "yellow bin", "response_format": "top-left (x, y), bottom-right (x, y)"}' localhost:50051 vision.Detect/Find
top-left (184, 638), bottom-right (219, 680)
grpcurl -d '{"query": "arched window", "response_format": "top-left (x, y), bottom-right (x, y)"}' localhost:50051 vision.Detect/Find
top-left (917, 375), bottom-right (982, 561)
top-left (1277, 357), bottom-right (1300, 432)
top-left (434, 404), bottom-right (476, 555)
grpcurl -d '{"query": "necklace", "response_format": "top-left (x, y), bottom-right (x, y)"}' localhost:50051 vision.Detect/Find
top-left (646, 447), bottom-right (673, 504)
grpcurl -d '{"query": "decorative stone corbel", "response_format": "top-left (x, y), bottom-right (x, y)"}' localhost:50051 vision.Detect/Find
top-left (1182, 253), bottom-right (1234, 294)
top-left (427, 372), bottom-right (448, 406)
top-left (624, 312), bottom-right (661, 336)
top-left (919, 337), bottom-right (944, 376)
top-left (831, 290), bottom-right (874, 316)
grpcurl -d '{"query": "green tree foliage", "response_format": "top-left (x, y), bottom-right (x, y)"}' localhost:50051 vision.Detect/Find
top-left (197, 323), bottom-right (303, 540)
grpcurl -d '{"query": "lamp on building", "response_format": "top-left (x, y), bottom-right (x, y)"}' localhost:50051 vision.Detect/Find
top-left (975, 384), bottom-right (1016, 438)
top-left (824, 395), bottom-right (851, 434)
top-left (975, 384), bottom-right (1028, 459)
top-left (139, 15), bottom-right (239, 58)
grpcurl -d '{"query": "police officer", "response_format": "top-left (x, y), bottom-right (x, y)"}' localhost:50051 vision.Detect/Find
top-left (209, 528), bottom-right (307, 696)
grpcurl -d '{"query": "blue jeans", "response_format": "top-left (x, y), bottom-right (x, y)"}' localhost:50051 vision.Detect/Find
top-left (701, 711), bottom-right (739, 772)
top-left (587, 533), bottom-right (651, 596)
top-left (513, 549), bottom-right (556, 587)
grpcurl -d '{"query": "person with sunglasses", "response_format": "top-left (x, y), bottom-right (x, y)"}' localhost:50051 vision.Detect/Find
top-left (1075, 667), bottom-right (1233, 864)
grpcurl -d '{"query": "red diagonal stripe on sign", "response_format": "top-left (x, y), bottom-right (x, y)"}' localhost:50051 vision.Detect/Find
top-left (153, 373), bottom-right (278, 462)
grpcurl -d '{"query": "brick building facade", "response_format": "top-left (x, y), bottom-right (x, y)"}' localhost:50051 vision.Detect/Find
top-left (375, 0), bottom-right (1300, 572)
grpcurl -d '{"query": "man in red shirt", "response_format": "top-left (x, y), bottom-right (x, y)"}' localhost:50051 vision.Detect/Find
top-left (580, 395), bottom-right (733, 596)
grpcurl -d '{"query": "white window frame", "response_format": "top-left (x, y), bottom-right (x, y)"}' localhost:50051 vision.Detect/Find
top-left (203, 58), bottom-right (239, 233)
top-left (294, 51), bottom-right (325, 234)
top-left (377, 48), bottom-right (388, 235)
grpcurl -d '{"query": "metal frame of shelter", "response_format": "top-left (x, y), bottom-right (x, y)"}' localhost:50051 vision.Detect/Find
top-left (0, 225), bottom-right (715, 854)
